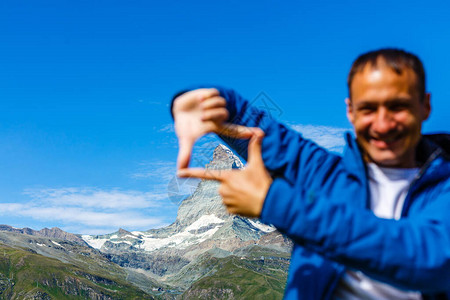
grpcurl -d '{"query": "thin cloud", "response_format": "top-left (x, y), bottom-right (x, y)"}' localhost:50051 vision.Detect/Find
top-left (0, 205), bottom-right (160, 228)
top-left (130, 159), bottom-right (201, 206)
top-left (23, 188), bottom-right (162, 210)
top-left (190, 134), bottom-right (223, 167)
top-left (289, 124), bottom-right (352, 154)
top-left (158, 123), bottom-right (174, 133)
top-left (0, 188), bottom-right (169, 235)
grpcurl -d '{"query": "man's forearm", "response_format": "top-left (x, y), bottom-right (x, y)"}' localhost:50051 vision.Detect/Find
top-left (172, 86), bottom-right (341, 185)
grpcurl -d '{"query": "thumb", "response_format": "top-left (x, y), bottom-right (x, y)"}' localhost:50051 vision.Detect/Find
top-left (247, 131), bottom-right (264, 166)
top-left (177, 137), bottom-right (194, 170)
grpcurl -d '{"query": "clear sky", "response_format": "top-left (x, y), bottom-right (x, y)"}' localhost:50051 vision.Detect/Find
top-left (1, 0), bottom-right (448, 234)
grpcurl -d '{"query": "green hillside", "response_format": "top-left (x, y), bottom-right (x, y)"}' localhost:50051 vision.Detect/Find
top-left (0, 243), bottom-right (153, 299)
top-left (180, 250), bottom-right (288, 300)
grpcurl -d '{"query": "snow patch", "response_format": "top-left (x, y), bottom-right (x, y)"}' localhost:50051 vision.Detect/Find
top-left (82, 215), bottom-right (225, 252)
top-left (36, 243), bottom-right (46, 247)
top-left (51, 240), bottom-right (64, 248)
top-left (110, 240), bottom-right (132, 245)
top-left (140, 223), bottom-right (221, 252)
top-left (124, 234), bottom-right (138, 239)
top-left (186, 214), bottom-right (224, 231)
top-left (82, 235), bottom-right (108, 249)
top-left (248, 220), bottom-right (275, 233)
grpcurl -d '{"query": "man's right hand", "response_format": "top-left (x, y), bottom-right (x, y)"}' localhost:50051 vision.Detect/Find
top-left (172, 88), bottom-right (256, 170)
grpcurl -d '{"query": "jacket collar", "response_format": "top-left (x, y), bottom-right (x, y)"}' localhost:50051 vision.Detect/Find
top-left (419, 134), bottom-right (450, 162)
top-left (342, 132), bottom-right (366, 180)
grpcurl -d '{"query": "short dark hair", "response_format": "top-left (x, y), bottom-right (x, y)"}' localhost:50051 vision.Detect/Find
top-left (347, 48), bottom-right (426, 101)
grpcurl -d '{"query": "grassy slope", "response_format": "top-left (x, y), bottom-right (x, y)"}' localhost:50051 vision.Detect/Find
top-left (0, 243), bottom-right (153, 299)
top-left (180, 251), bottom-right (289, 300)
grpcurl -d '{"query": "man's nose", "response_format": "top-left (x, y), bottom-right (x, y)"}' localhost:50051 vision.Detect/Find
top-left (372, 108), bottom-right (396, 134)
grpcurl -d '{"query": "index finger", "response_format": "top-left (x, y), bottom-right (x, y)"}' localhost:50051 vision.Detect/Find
top-left (177, 168), bottom-right (228, 181)
top-left (197, 88), bottom-right (220, 100)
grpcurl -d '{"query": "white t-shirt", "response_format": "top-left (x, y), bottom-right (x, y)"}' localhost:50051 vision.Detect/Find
top-left (334, 163), bottom-right (421, 300)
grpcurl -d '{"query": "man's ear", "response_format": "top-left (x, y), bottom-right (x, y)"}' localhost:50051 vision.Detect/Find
top-left (345, 98), bottom-right (355, 124)
top-left (422, 93), bottom-right (431, 121)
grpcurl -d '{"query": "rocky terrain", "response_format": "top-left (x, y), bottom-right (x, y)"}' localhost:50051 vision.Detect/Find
top-left (0, 144), bottom-right (292, 299)
top-left (0, 225), bottom-right (87, 246)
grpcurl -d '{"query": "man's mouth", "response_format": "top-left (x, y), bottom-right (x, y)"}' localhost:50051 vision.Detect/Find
top-left (370, 134), bottom-right (402, 149)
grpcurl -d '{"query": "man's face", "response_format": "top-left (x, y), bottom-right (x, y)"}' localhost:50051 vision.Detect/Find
top-left (346, 60), bottom-right (431, 168)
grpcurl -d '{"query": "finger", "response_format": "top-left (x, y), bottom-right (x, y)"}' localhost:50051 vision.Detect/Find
top-left (221, 196), bottom-right (236, 207)
top-left (200, 96), bottom-right (226, 110)
top-left (218, 184), bottom-right (231, 199)
top-left (177, 137), bottom-right (194, 170)
top-left (197, 88), bottom-right (220, 100)
top-left (177, 168), bottom-right (228, 181)
top-left (202, 108), bottom-right (229, 122)
top-left (224, 205), bottom-right (240, 216)
top-left (217, 123), bottom-right (263, 139)
top-left (247, 132), bottom-right (264, 165)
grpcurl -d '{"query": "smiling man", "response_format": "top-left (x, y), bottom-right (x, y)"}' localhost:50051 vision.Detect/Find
top-left (172, 49), bottom-right (450, 299)
top-left (347, 52), bottom-right (430, 169)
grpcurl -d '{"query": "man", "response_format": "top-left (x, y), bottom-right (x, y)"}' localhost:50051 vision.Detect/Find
top-left (172, 49), bottom-right (450, 299)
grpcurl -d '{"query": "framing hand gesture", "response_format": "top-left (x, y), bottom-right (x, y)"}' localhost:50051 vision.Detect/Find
top-left (177, 131), bottom-right (272, 218)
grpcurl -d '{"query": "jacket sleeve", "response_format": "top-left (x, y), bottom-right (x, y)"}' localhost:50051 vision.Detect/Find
top-left (260, 177), bottom-right (450, 292)
top-left (172, 86), bottom-right (341, 186)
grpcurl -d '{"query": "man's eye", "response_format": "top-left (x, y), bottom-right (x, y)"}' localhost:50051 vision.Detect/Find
top-left (358, 106), bottom-right (375, 114)
top-left (390, 104), bottom-right (408, 111)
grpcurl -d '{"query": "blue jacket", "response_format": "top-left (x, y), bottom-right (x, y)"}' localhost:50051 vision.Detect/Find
top-left (172, 87), bottom-right (450, 299)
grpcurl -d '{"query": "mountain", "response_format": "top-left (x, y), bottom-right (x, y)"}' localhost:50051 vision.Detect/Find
top-left (82, 144), bottom-right (292, 298)
top-left (0, 225), bottom-right (87, 246)
top-left (0, 144), bottom-right (292, 299)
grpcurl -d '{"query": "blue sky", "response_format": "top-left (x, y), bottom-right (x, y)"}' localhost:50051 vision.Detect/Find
top-left (0, 0), bottom-right (448, 234)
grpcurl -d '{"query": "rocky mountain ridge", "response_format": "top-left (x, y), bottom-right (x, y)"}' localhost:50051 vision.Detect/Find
top-left (80, 144), bottom-right (292, 297)
top-left (0, 225), bottom-right (87, 246)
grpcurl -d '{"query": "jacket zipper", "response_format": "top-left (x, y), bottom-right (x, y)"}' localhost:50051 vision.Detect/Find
top-left (400, 148), bottom-right (442, 218)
